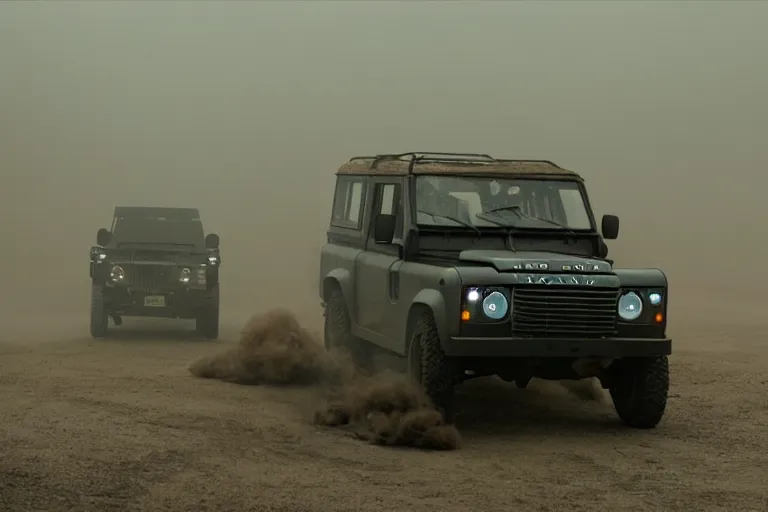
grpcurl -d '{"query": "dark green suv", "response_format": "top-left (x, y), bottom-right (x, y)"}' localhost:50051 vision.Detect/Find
top-left (320, 152), bottom-right (671, 428)
top-left (89, 206), bottom-right (221, 340)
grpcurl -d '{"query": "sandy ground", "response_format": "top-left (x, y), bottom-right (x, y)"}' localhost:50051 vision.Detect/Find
top-left (1, 294), bottom-right (766, 512)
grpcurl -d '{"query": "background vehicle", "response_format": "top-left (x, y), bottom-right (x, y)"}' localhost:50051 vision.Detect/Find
top-left (89, 206), bottom-right (222, 339)
top-left (320, 152), bottom-right (670, 428)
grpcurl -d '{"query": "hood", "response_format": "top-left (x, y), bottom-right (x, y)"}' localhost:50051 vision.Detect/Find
top-left (108, 246), bottom-right (204, 266)
top-left (458, 250), bottom-right (613, 274)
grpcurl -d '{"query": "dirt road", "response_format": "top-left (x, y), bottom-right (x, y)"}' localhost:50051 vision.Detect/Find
top-left (1, 299), bottom-right (766, 512)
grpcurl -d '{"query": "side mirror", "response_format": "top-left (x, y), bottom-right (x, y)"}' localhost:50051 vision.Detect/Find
top-left (601, 214), bottom-right (619, 240)
top-left (96, 228), bottom-right (112, 246)
top-left (373, 214), bottom-right (396, 244)
top-left (205, 233), bottom-right (220, 249)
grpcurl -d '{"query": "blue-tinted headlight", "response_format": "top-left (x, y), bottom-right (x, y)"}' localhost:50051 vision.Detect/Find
top-left (618, 291), bottom-right (643, 321)
top-left (482, 291), bottom-right (509, 320)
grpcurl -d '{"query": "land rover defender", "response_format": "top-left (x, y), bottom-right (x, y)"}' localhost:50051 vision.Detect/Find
top-left (89, 206), bottom-right (221, 339)
top-left (319, 152), bottom-right (671, 428)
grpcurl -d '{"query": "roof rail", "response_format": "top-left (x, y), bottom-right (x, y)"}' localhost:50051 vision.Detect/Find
top-left (348, 152), bottom-right (497, 173)
top-left (494, 158), bottom-right (562, 169)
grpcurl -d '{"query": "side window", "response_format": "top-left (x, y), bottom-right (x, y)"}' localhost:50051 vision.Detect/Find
top-left (380, 184), bottom-right (395, 215)
top-left (371, 182), bottom-right (402, 243)
top-left (331, 177), bottom-right (366, 229)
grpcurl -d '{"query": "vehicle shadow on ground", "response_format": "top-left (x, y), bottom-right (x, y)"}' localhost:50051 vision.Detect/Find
top-left (453, 376), bottom-right (628, 439)
top-left (101, 318), bottom-right (228, 343)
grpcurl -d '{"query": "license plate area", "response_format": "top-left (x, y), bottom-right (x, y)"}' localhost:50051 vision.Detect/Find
top-left (144, 295), bottom-right (166, 307)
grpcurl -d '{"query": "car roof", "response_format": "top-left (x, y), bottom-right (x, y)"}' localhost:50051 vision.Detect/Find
top-left (113, 206), bottom-right (201, 221)
top-left (336, 152), bottom-right (581, 180)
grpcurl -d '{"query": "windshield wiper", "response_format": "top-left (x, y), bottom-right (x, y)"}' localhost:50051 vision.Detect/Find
top-left (417, 210), bottom-right (480, 234)
top-left (478, 206), bottom-right (568, 229)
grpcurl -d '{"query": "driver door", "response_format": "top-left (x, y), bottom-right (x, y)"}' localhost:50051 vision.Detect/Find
top-left (354, 179), bottom-right (404, 352)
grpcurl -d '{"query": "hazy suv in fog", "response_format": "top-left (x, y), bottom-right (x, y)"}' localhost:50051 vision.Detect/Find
top-left (89, 206), bottom-right (222, 340)
top-left (319, 152), bottom-right (671, 428)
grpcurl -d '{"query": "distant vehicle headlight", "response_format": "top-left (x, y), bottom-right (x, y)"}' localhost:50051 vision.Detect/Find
top-left (618, 291), bottom-right (643, 321)
top-left (179, 267), bottom-right (191, 283)
top-left (110, 265), bottom-right (125, 282)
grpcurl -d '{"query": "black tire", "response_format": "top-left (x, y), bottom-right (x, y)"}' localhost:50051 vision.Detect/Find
top-left (90, 285), bottom-right (109, 339)
top-left (323, 287), bottom-right (368, 366)
top-left (196, 284), bottom-right (220, 340)
top-left (408, 312), bottom-right (455, 423)
top-left (609, 356), bottom-right (669, 429)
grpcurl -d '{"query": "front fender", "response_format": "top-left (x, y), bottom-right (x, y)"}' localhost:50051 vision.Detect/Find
top-left (408, 288), bottom-right (449, 349)
top-left (614, 268), bottom-right (668, 288)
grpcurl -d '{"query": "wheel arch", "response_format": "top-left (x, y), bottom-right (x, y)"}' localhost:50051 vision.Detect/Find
top-left (405, 289), bottom-right (449, 353)
top-left (322, 268), bottom-right (354, 320)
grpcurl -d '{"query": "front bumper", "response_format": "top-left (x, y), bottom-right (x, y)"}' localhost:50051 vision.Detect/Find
top-left (443, 336), bottom-right (672, 358)
top-left (103, 287), bottom-right (213, 318)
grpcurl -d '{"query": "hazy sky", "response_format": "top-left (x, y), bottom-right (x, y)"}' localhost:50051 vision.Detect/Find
top-left (1, 1), bottom-right (766, 317)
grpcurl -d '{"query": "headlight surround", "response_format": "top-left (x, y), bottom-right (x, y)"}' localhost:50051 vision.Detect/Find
top-left (617, 291), bottom-right (643, 321)
top-left (462, 286), bottom-right (511, 323)
top-left (178, 267), bottom-right (191, 284)
top-left (110, 264), bottom-right (125, 282)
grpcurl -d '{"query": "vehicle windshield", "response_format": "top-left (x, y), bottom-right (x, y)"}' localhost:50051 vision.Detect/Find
top-left (415, 176), bottom-right (593, 230)
top-left (111, 218), bottom-right (205, 249)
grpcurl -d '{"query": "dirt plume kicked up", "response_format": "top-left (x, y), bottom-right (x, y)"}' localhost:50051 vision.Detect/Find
top-left (189, 308), bottom-right (338, 386)
top-left (314, 371), bottom-right (461, 450)
top-left (190, 308), bottom-right (461, 450)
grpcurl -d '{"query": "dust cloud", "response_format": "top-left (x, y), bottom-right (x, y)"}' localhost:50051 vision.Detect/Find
top-left (0, 1), bottom-right (765, 405)
top-left (1, 1), bottom-right (767, 344)
top-left (1, 2), bottom-right (767, 508)
top-left (191, 308), bottom-right (461, 450)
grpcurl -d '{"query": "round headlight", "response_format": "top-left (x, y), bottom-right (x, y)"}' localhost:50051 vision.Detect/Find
top-left (110, 265), bottom-right (125, 281)
top-left (648, 292), bottom-right (662, 305)
top-left (482, 291), bottom-right (509, 320)
top-left (179, 267), bottom-right (191, 283)
top-left (618, 291), bottom-right (643, 321)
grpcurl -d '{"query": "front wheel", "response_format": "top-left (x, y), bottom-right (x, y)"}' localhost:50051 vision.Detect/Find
top-left (609, 356), bottom-right (669, 429)
top-left (196, 285), bottom-right (220, 340)
top-left (90, 285), bottom-right (109, 339)
top-left (408, 312), bottom-right (455, 423)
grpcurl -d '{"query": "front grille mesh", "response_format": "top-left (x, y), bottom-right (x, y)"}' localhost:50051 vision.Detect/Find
top-left (127, 265), bottom-right (173, 293)
top-left (513, 286), bottom-right (619, 338)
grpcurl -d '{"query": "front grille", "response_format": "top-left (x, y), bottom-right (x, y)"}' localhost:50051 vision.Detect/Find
top-left (127, 265), bottom-right (173, 293)
top-left (512, 286), bottom-right (619, 338)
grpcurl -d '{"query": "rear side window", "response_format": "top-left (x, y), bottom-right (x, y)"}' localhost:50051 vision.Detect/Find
top-left (331, 177), bottom-right (366, 229)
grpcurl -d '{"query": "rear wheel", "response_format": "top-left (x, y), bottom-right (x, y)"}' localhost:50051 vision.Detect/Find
top-left (408, 311), bottom-right (455, 423)
top-left (196, 285), bottom-right (220, 340)
top-left (609, 356), bottom-right (669, 429)
top-left (323, 287), bottom-right (368, 367)
top-left (90, 285), bottom-right (109, 339)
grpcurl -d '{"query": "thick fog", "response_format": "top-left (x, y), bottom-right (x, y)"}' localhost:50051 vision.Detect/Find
top-left (1, 1), bottom-right (766, 338)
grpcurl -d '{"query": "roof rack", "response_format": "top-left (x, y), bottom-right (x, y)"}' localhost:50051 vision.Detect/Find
top-left (347, 152), bottom-right (562, 173)
top-left (349, 152), bottom-right (495, 172)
